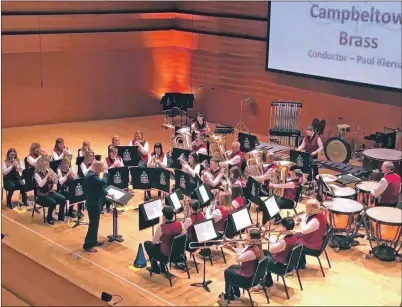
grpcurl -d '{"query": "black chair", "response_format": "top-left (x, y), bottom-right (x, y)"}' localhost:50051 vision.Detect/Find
top-left (149, 233), bottom-right (190, 287)
top-left (227, 256), bottom-right (270, 307)
top-left (268, 243), bottom-right (304, 299)
top-left (31, 188), bottom-right (46, 223)
top-left (303, 226), bottom-right (333, 277)
top-left (292, 186), bottom-right (303, 215)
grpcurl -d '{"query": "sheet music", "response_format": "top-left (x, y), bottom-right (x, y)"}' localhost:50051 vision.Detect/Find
top-left (170, 192), bottom-right (182, 210)
top-left (264, 196), bottom-right (280, 217)
top-left (232, 208), bottom-right (252, 231)
top-left (144, 199), bottom-right (163, 220)
top-left (107, 188), bottom-right (125, 201)
top-left (199, 185), bottom-right (209, 203)
top-left (194, 220), bottom-right (217, 243)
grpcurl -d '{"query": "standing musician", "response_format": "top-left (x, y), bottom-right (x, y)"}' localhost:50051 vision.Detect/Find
top-left (80, 150), bottom-right (95, 177)
top-left (201, 158), bottom-right (224, 190)
top-left (34, 156), bottom-right (67, 224)
top-left (269, 169), bottom-right (303, 210)
top-left (26, 143), bottom-right (43, 168)
top-left (57, 156), bottom-right (79, 218)
top-left (297, 126), bottom-right (323, 178)
top-left (230, 166), bottom-right (246, 188)
top-left (144, 206), bottom-right (185, 274)
top-left (146, 143), bottom-right (168, 200)
top-left (3, 148), bottom-right (27, 208)
top-left (192, 135), bottom-right (208, 155)
top-left (252, 153), bottom-right (278, 195)
top-left (371, 161), bottom-right (401, 207)
top-left (296, 199), bottom-right (326, 269)
top-left (231, 185), bottom-right (245, 210)
top-left (219, 229), bottom-right (262, 301)
top-left (206, 192), bottom-right (231, 236)
top-left (181, 152), bottom-right (201, 178)
top-left (78, 140), bottom-right (92, 157)
top-left (191, 112), bottom-right (211, 138)
top-left (129, 130), bottom-right (149, 167)
top-left (83, 161), bottom-right (107, 253)
top-left (52, 138), bottom-right (71, 161)
top-left (108, 135), bottom-right (120, 151)
top-left (184, 200), bottom-right (205, 251)
top-left (219, 141), bottom-right (244, 170)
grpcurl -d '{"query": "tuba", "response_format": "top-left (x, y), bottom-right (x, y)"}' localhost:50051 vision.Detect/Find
top-left (209, 135), bottom-right (228, 162)
top-left (268, 168), bottom-right (282, 197)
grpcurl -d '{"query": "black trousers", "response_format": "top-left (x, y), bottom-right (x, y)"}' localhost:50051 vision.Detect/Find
top-left (299, 245), bottom-right (320, 268)
top-left (101, 174), bottom-right (111, 210)
top-left (276, 196), bottom-right (295, 210)
top-left (3, 178), bottom-right (27, 205)
top-left (59, 190), bottom-right (83, 214)
top-left (264, 255), bottom-right (287, 286)
top-left (144, 241), bottom-right (167, 268)
top-left (37, 192), bottom-right (66, 221)
top-left (83, 205), bottom-right (101, 249)
top-left (224, 265), bottom-right (253, 296)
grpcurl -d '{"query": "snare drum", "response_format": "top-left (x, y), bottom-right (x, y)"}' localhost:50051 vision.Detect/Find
top-left (362, 148), bottom-right (402, 175)
top-left (326, 184), bottom-right (356, 200)
top-left (356, 181), bottom-right (378, 208)
top-left (366, 207), bottom-right (402, 242)
top-left (323, 198), bottom-right (363, 230)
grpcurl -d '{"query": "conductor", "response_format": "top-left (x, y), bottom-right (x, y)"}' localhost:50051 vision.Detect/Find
top-left (83, 161), bottom-right (107, 253)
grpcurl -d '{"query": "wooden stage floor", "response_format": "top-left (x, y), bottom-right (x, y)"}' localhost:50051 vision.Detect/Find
top-left (2, 115), bottom-right (401, 306)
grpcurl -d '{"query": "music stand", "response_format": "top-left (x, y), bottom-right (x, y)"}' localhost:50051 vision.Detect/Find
top-left (67, 178), bottom-right (87, 229)
top-left (107, 167), bottom-right (129, 190)
top-left (290, 150), bottom-right (312, 175)
top-left (105, 186), bottom-right (134, 243)
top-left (170, 148), bottom-right (192, 170)
top-left (190, 219), bottom-right (218, 292)
top-left (165, 189), bottom-right (184, 213)
top-left (225, 206), bottom-right (253, 238)
top-left (174, 169), bottom-right (197, 197)
top-left (198, 153), bottom-right (212, 171)
top-left (138, 199), bottom-right (163, 236)
top-left (50, 160), bottom-right (62, 173)
top-left (130, 167), bottom-right (153, 190)
top-left (149, 168), bottom-right (172, 193)
top-left (244, 176), bottom-right (261, 204)
top-left (116, 146), bottom-right (138, 167)
top-left (194, 184), bottom-right (213, 208)
top-left (238, 132), bottom-right (257, 153)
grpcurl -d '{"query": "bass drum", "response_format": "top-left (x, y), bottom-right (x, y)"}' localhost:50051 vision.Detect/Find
top-left (324, 136), bottom-right (352, 163)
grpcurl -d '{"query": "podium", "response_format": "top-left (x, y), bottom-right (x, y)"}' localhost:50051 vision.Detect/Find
top-left (174, 169), bottom-right (197, 197)
top-left (116, 146), bottom-right (138, 167)
top-left (105, 186), bottom-right (134, 243)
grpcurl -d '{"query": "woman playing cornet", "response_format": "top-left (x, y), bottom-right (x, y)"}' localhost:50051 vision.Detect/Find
top-left (57, 156), bottom-right (79, 218)
top-left (181, 151), bottom-right (200, 178)
top-left (129, 130), bottom-right (149, 167)
top-left (3, 148), bottom-right (27, 208)
top-left (78, 140), bottom-right (91, 157)
top-left (201, 158), bottom-right (224, 190)
top-left (108, 135), bottom-right (120, 151)
top-left (52, 137), bottom-right (71, 161)
top-left (26, 143), bottom-right (43, 168)
top-left (145, 143), bottom-right (168, 200)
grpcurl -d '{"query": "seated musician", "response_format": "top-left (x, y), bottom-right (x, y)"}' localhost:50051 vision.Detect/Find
top-left (129, 130), bottom-right (149, 167)
top-left (35, 156), bottom-right (67, 224)
top-left (220, 229), bottom-right (262, 301)
top-left (206, 192), bottom-right (231, 237)
top-left (269, 169), bottom-right (303, 210)
top-left (252, 153), bottom-right (278, 195)
top-left (184, 200), bottom-right (205, 251)
top-left (297, 199), bottom-right (327, 269)
top-left (371, 161), bottom-right (401, 208)
top-left (296, 126), bottom-right (323, 178)
top-left (219, 141), bottom-right (243, 170)
top-left (108, 135), bottom-right (120, 151)
top-left (78, 140), bottom-right (91, 157)
top-left (191, 112), bottom-right (211, 138)
top-left (80, 150), bottom-right (95, 177)
top-left (144, 206), bottom-right (185, 274)
top-left (3, 148), bottom-right (27, 208)
top-left (57, 156), bottom-right (79, 218)
top-left (181, 152), bottom-right (200, 178)
top-left (26, 143), bottom-right (43, 168)
top-left (146, 142), bottom-right (168, 200)
top-left (52, 138), bottom-right (71, 161)
top-left (201, 158), bottom-right (224, 190)
top-left (230, 166), bottom-right (246, 188)
top-left (192, 135), bottom-right (208, 155)
top-left (102, 146), bottom-right (124, 210)
top-left (231, 185), bottom-right (245, 210)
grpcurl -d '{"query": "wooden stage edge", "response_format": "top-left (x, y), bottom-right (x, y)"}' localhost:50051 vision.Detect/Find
top-left (1, 115), bottom-right (402, 307)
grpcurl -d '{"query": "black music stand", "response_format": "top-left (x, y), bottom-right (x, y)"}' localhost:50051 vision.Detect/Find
top-left (105, 186), bottom-right (134, 243)
top-left (116, 146), bottom-right (138, 167)
top-left (244, 176), bottom-right (262, 204)
top-left (198, 153), bottom-right (212, 171)
top-left (67, 178), bottom-right (87, 229)
top-left (130, 167), bottom-right (153, 191)
top-left (138, 199), bottom-right (163, 236)
top-left (225, 206), bottom-right (253, 239)
top-left (194, 184), bottom-right (213, 209)
top-left (50, 160), bottom-right (62, 173)
top-left (107, 167), bottom-right (129, 190)
top-left (238, 132), bottom-right (257, 153)
top-left (190, 219), bottom-right (218, 292)
top-left (174, 169), bottom-right (197, 197)
top-left (165, 189), bottom-right (184, 214)
top-left (316, 175), bottom-right (334, 203)
top-left (170, 148), bottom-right (192, 169)
top-left (149, 168), bottom-right (172, 193)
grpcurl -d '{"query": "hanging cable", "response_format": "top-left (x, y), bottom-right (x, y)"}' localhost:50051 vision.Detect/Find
top-left (37, 1), bottom-right (44, 88)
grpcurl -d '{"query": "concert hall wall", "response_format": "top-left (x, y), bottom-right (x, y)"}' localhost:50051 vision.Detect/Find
top-left (2, 1), bottom-right (401, 142)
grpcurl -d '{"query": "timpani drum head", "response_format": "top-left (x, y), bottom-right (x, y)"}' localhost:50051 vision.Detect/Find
top-left (356, 181), bottom-right (378, 192)
top-left (324, 137), bottom-right (352, 163)
top-left (363, 148), bottom-right (402, 161)
top-left (366, 207), bottom-right (402, 226)
top-left (327, 184), bottom-right (356, 198)
top-left (323, 198), bottom-right (363, 215)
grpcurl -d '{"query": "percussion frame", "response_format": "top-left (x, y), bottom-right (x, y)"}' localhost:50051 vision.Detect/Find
top-left (327, 210), bottom-right (362, 251)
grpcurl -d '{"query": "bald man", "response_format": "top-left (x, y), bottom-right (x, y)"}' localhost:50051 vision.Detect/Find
top-left (219, 141), bottom-right (243, 169)
top-left (372, 161), bottom-right (401, 207)
top-left (83, 161), bottom-right (107, 252)
top-left (296, 199), bottom-right (327, 269)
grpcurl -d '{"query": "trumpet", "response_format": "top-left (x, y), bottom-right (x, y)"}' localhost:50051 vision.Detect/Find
top-left (149, 154), bottom-right (160, 168)
top-left (177, 154), bottom-right (188, 165)
top-left (46, 168), bottom-right (59, 183)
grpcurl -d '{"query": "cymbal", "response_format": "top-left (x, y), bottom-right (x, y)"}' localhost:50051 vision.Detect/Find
top-left (162, 123), bottom-right (175, 129)
top-left (316, 174), bottom-right (337, 183)
top-left (275, 161), bottom-right (296, 168)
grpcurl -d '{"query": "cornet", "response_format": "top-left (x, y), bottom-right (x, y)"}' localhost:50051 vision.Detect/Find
top-left (177, 154), bottom-right (188, 165)
top-left (46, 168), bottom-right (59, 183)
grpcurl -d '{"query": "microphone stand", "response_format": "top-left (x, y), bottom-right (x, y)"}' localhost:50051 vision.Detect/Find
top-left (190, 241), bottom-right (213, 292)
